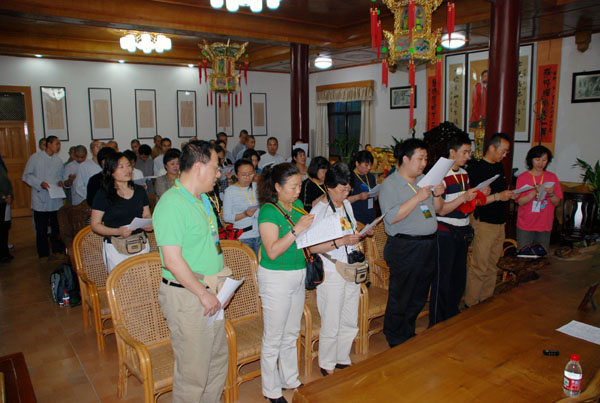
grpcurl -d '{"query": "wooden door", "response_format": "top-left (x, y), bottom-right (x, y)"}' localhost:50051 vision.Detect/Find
top-left (0, 86), bottom-right (37, 217)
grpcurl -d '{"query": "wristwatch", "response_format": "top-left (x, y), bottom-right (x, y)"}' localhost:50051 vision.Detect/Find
top-left (290, 228), bottom-right (297, 237)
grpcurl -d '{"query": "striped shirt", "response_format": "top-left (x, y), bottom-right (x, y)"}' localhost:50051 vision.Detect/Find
top-left (438, 167), bottom-right (470, 227)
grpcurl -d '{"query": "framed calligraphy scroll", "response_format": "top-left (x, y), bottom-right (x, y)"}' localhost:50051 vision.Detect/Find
top-left (135, 89), bottom-right (157, 139)
top-left (444, 53), bottom-right (466, 131)
top-left (40, 86), bottom-right (69, 141)
top-left (534, 64), bottom-right (558, 143)
top-left (427, 76), bottom-right (442, 131)
top-left (88, 88), bottom-right (114, 140)
top-left (572, 70), bottom-right (600, 103)
top-left (177, 90), bottom-right (197, 138)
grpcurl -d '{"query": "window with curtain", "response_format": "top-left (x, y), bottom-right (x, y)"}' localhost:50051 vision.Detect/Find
top-left (328, 100), bottom-right (361, 157)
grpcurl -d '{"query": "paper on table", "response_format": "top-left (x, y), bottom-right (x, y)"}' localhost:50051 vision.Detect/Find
top-left (537, 181), bottom-right (555, 201)
top-left (512, 184), bottom-right (535, 195)
top-left (417, 157), bottom-right (454, 188)
top-left (207, 277), bottom-right (245, 326)
top-left (367, 184), bottom-right (381, 198)
top-left (296, 208), bottom-right (344, 249)
top-left (48, 184), bottom-right (66, 199)
top-left (126, 217), bottom-right (153, 230)
top-left (556, 320), bottom-right (600, 345)
top-left (474, 174), bottom-right (500, 191)
top-left (359, 215), bottom-right (384, 236)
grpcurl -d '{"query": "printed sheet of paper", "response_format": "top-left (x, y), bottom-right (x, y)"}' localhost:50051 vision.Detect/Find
top-left (474, 174), bottom-right (500, 191)
top-left (537, 181), bottom-right (555, 201)
top-left (126, 217), bottom-right (153, 230)
top-left (359, 216), bottom-right (384, 236)
top-left (368, 184), bottom-right (381, 198)
top-left (48, 184), bottom-right (66, 199)
top-left (207, 277), bottom-right (244, 325)
top-left (296, 208), bottom-right (344, 249)
top-left (512, 184), bottom-right (535, 195)
top-left (417, 157), bottom-right (454, 188)
top-left (556, 320), bottom-right (600, 346)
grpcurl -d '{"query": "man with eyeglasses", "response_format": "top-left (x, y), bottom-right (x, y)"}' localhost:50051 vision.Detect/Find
top-left (465, 132), bottom-right (514, 307)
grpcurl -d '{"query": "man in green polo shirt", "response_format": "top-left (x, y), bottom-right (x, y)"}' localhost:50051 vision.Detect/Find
top-left (153, 140), bottom-right (227, 403)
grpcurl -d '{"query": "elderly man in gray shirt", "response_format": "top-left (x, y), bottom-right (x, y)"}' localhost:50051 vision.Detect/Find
top-left (379, 138), bottom-right (444, 347)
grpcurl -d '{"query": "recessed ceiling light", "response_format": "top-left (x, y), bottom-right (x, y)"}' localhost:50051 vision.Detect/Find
top-left (118, 60), bottom-right (126, 64)
top-left (188, 64), bottom-right (195, 68)
top-left (35, 54), bottom-right (43, 58)
top-left (441, 32), bottom-right (467, 49)
top-left (314, 56), bottom-right (333, 69)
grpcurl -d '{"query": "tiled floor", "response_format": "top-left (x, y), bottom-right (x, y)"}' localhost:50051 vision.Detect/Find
top-left (0, 217), bottom-right (423, 402)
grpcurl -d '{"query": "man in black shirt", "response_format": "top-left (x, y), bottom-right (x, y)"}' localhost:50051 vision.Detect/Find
top-left (86, 147), bottom-right (115, 206)
top-left (465, 133), bottom-right (513, 307)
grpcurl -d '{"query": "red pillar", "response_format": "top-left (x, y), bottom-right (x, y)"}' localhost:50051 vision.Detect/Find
top-left (290, 43), bottom-right (309, 145)
top-left (486, 0), bottom-right (521, 186)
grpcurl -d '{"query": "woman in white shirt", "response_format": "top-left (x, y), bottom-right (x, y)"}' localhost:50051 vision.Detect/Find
top-left (309, 162), bottom-right (372, 376)
top-left (223, 158), bottom-right (260, 255)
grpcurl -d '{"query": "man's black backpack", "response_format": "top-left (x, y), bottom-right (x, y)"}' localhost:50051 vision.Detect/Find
top-left (50, 264), bottom-right (81, 306)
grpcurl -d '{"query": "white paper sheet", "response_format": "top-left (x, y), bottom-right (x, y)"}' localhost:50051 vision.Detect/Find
top-left (126, 217), bottom-right (153, 230)
top-left (295, 208), bottom-right (344, 249)
top-left (537, 181), bottom-right (555, 201)
top-left (48, 184), bottom-right (66, 199)
top-left (367, 184), bottom-right (381, 198)
top-left (417, 157), bottom-right (454, 188)
top-left (207, 277), bottom-right (245, 325)
top-left (556, 320), bottom-right (600, 345)
top-left (474, 174), bottom-right (500, 191)
top-left (359, 216), bottom-right (384, 236)
top-left (512, 184), bottom-right (535, 195)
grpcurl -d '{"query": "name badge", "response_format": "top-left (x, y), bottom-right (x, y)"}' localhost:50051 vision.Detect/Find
top-left (368, 197), bottom-right (374, 210)
top-left (531, 201), bottom-right (541, 213)
top-left (213, 232), bottom-right (223, 255)
top-left (420, 204), bottom-right (433, 219)
top-left (340, 216), bottom-right (352, 231)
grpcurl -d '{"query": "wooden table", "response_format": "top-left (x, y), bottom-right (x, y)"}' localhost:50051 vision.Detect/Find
top-left (0, 352), bottom-right (36, 402)
top-left (294, 254), bottom-right (600, 402)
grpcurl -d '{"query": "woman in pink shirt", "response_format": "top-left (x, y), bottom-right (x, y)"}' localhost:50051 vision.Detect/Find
top-left (515, 146), bottom-right (563, 251)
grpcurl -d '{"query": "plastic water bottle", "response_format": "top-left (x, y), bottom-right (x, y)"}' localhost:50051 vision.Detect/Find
top-left (563, 354), bottom-right (582, 396)
top-left (62, 290), bottom-right (70, 308)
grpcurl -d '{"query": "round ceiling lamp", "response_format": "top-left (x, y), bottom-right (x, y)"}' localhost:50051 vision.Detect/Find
top-left (441, 32), bottom-right (466, 50)
top-left (314, 56), bottom-right (333, 70)
top-left (211, 0), bottom-right (281, 13)
top-left (120, 32), bottom-right (172, 54)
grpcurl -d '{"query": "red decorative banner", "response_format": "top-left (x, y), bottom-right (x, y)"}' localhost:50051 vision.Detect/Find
top-left (427, 76), bottom-right (442, 131)
top-left (534, 64), bottom-right (558, 143)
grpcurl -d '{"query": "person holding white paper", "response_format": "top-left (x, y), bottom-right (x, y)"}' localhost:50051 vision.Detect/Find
top-left (465, 133), bottom-right (514, 307)
top-left (308, 162), bottom-right (373, 376)
top-left (379, 139), bottom-right (444, 347)
top-left (91, 152), bottom-right (152, 273)
top-left (223, 159), bottom-right (260, 255)
top-left (515, 146), bottom-right (562, 251)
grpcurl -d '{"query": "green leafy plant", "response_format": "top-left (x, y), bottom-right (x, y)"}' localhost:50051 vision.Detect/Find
top-left (389, 136), bottom-right (404, 153)
top-left (573, 158), bottom-right (600, 209)
top-left (331, 136), bottom-right (360, 164)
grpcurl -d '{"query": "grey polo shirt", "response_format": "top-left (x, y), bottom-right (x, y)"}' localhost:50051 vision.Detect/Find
top-left (379, 171), bottom-right (438, 237)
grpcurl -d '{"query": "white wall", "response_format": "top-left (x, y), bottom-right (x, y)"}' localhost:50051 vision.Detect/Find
top-left (0, 56), bottom-right (291, 161)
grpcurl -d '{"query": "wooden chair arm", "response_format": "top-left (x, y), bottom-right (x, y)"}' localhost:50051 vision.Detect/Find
top-left (114, 325), bottom-right (153, 379)
top-left (224, 319), bottom-right (237, 346)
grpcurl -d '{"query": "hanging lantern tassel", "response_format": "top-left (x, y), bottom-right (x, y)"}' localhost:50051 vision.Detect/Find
top-left (448, 1), bottom-right (455, 41)
top-left (240, 88), bottom-right (243, 105)
top-left (382, 59), bottom-right (389, 88)
top-left (410, 86), bottom-right (415, 130)
top-left (436, 56), bottom-right (442, 93)
top-left (376, 21), bottom-right (382, 59)
top-left (206, 91), bottom-right (209, 107)
top-left (244, 61), bottom-right (249, 85)
top-left (370, 8), bottom-right (377, 50)
top-left (408, 0), bottom-right (415, 43)
top-left (218, 94), bottom-right (222, 109)
top-left (409, 59), bottom-right (415, 86)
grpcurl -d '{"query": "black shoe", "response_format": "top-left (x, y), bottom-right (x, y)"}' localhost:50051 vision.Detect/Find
top-left (320, 368), bottom-right (331, 376)
top-left (265, 397), bottom-right (287, 403)
top-left (335, 363), bottom-right (351, 369)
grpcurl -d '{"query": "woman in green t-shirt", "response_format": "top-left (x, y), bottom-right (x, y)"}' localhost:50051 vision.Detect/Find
top-left (257, 163), bottom-right (314, 403)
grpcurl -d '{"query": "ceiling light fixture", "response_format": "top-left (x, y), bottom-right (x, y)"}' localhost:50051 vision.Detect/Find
top-left (441, 32), bottom-right (466, 49)
top-left (314, 56), bottom-right (333, 70)
top-left (120, 32), bottom-right (172, 54)
top-left (210, 0), bottom-right (282, 13)
top-left (35, 54), bottom-right (43, 58)
top-left (118, 60), bottom-right (126, 64)
top-left (188, 64), bottom-right (195, 68)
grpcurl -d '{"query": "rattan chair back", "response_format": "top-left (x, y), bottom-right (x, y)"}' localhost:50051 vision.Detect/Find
top-left (73, 226), bottom-right (107, 286)
top-left (221, 240), bottom-right (260, 322)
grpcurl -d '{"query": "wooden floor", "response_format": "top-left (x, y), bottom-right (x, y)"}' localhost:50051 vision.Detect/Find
top-left (0, 217), bottom-right (414, 402)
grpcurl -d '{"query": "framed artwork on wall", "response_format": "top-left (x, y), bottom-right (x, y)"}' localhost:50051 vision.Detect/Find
top-left (88, 88), bottom-right (114, 140)
top-left (177, 90), bottom-right (197, 138)
top-left (40, 86), bottom-right (69, 141)
top-left (571, 70), bottom-right (600, 103)
top-left (250, 92), bottom-right (268, 136)
top-left (444, 53), bottom-right (466, 131)
top-left (215, 99), bottom-right (234, 137)
top-left (135, 89), bottom-right (157, 139)
top-left (390, 86), bottom-right (416, 109)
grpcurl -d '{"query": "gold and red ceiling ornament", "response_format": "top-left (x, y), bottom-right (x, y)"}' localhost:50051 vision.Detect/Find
top-left (199, 39), bottom-right (248, 107)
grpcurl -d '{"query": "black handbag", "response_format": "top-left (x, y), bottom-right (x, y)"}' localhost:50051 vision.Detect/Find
top-left (268, 202), bottom-right (324, 289)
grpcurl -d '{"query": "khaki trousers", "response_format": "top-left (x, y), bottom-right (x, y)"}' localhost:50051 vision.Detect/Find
top-left (465, 219), bottom-right (505, 307)
top-left (158, 283), bottom-right (228, 403)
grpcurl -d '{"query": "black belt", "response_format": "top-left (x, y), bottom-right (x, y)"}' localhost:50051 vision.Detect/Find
top-left (393, 233), bottom-right (436, 240)
top-left (162, 278), bottom-right (184, 288)
top-left (238, 226), bottom-right (252, 232)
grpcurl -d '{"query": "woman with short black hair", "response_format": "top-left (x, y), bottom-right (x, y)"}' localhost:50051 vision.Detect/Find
top-left (299, 156), bottom-right (329, 212)
top-left (155, 148), bottom-right (181, 199)
top-left (348, 150), bottom-right (377, 224)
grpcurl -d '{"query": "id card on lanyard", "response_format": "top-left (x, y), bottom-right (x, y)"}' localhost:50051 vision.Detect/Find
top-left (407, 182), bottom-right (433, 219)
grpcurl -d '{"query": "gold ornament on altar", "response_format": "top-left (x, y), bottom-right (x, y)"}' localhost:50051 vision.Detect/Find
top-left (366, 145), bottom-right (397, 175)
top-left (199, 39), bottom-right (248, 93)
top-left (382, 0), bottom-right (443, 67)
top-left (473, 121), bottom-right (485, 160)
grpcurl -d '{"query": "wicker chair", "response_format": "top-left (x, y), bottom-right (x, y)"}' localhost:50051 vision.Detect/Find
top-left (300, 288), bottom-right (320, 377)
top-left (106, 253), bottom-right (173, 403)
top-left (72, 225), bottom-right (113, 351)
top-left (356, 220), bottom-right (389, 354)
top-left (221, 240), bottom-right (262, 402)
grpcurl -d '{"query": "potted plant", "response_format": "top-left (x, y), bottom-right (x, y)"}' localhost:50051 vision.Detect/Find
top-left (331, 136), bottom-right (360, 164)
top-left (573, 158), bottom-right (600, 211)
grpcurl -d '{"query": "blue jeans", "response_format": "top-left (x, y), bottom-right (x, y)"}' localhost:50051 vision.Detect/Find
top-left (239, 236), bottom-right (260, 257)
